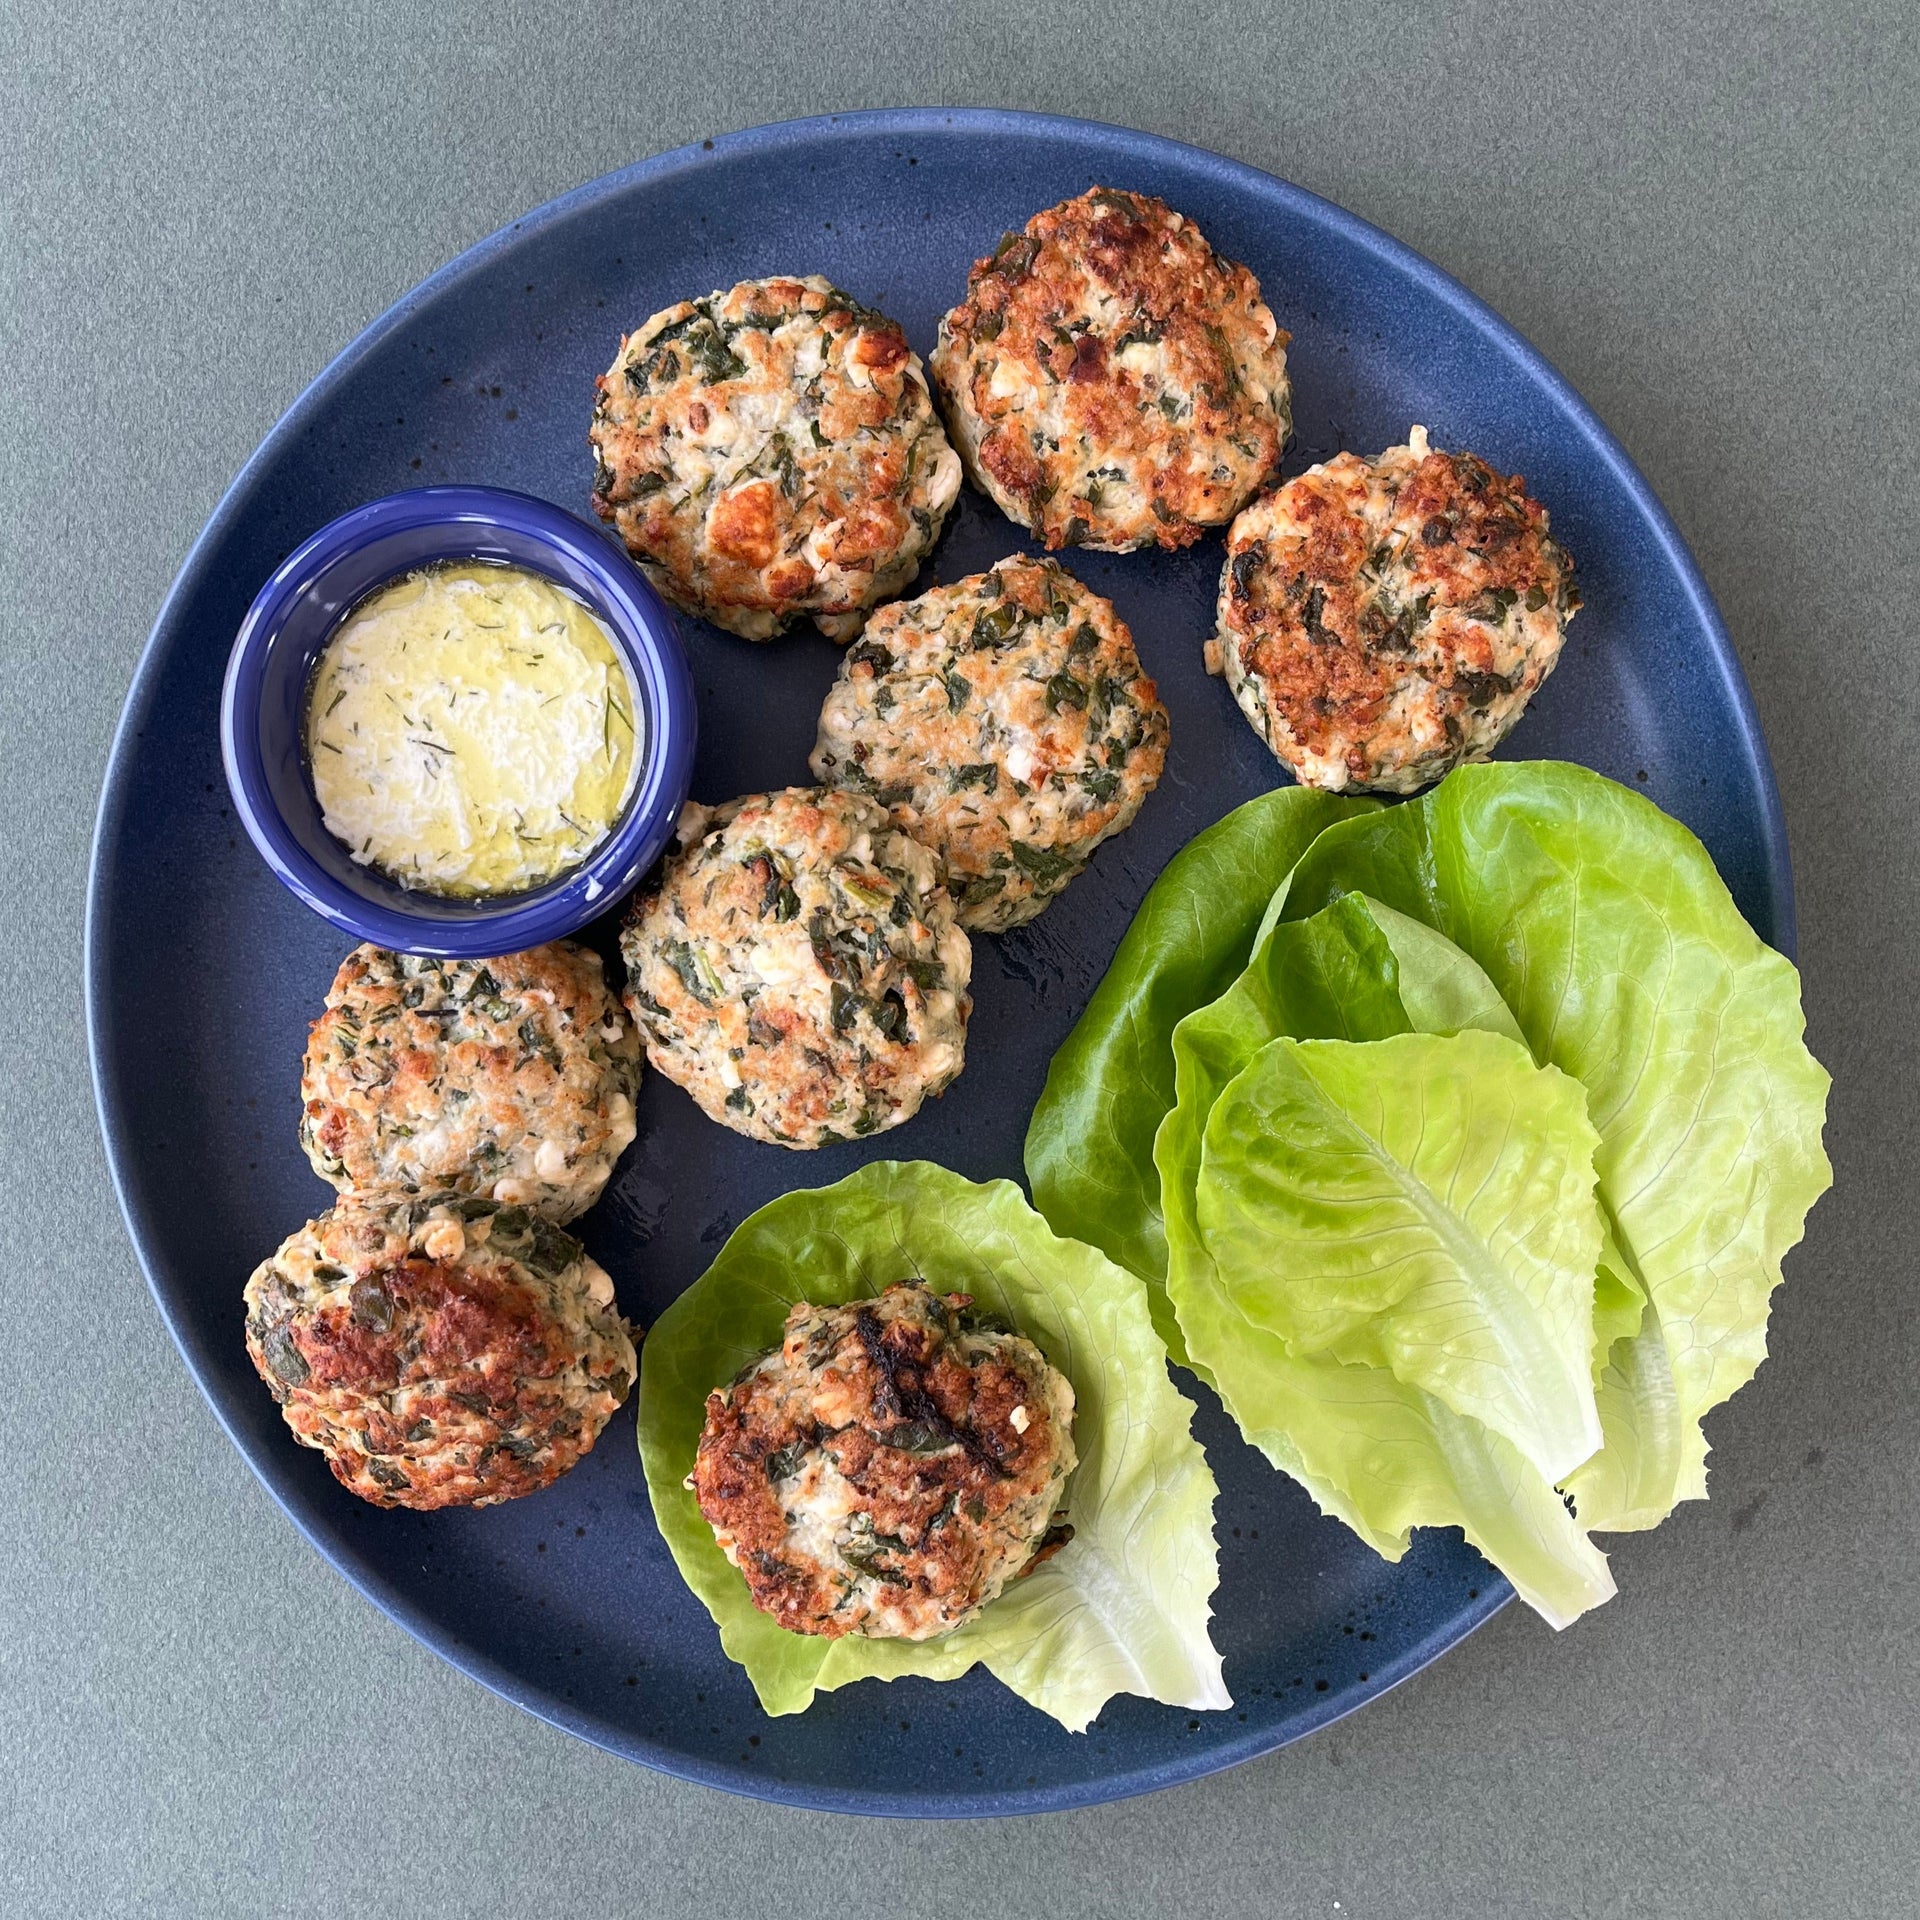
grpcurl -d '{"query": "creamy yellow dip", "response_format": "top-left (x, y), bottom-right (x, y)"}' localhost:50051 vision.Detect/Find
top-left (305, 562), bottom-right (642, 897)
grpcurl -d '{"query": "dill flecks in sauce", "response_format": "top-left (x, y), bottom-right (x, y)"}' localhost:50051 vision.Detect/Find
top-left (305, 562), bottom-right (643, 897)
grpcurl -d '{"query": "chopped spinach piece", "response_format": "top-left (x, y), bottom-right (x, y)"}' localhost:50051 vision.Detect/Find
top-left (349, 1277), bottom-right (393, 1332)
top-left (462, 966), bottom-right (500, 1003)
top-left (769, 436), bottom-right (803, 500)
top-left (1011, 841), bottom-right (1080, 886)
top-left (957, 1303), bottom-right (1013, 1336)
top-left (1046, 671), bottom-right (1089, 713)
top-left (660, 940), bottom-right (718, 1005)
top-left (686, 320), bottom-right (747, 384)
top-left (988, 231), bottom-right (1040, 279)
top-left (261, 1324), bottom-right (308, 1387)
top-left (1454, 668), bottom-right (1517, 708)
top-left (809, 910), bottom-right (866, 985)
top-left (970, 602), bottom-right (1021, 650)
top-left (1302, 584), bottom-right (1338, 646)
top-left (840, 1538), bottom-right (911, 1584)
top-left (647, 308), bottom-right (708, 346)
top-left (1204, 323), bottom-right (1241, 399)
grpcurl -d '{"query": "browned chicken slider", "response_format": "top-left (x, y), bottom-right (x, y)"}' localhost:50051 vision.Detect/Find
top-left (244, 1194), bottom-right (636, 1509)
top-left (810, 556), bottom-right (1169, 929)
top-left (619, 787), bottom-right (971, 1148)
top-left (690, 1283), bottom-right (1076, 1639)
top-left (591, 275), bottom-right (960, 639)
top-left (300, 942), bottom-right (639, 1223)
top-left (1212, 425), bottom-right (1580, 792)
top-left (932, 187), bottom-right (1291, 551)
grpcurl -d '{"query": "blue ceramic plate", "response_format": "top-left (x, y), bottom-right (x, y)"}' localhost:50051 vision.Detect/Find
top-left (87, 109), bottom-right (1792, 1818)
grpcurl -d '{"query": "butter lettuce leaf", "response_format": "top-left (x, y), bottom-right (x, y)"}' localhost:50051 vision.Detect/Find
top-left (1272, 762), bottom-right (1832, 1524)
top-left (1566, 1284), bottom-right (1693, 1532)
top-left (636, 1161), bottom-right (1227, 1732)
top-left (1024, 785), bottom-right (1374, 1345)
top-left (1195, 1032), bottom-right (1605, 1485)
top-left (1156, 892), bottom-right (1414, 1375)
top-left (1154, 894), bottom-right (1615, 1623)
top-left (1168, 1280), bottom-right (1615, 1628)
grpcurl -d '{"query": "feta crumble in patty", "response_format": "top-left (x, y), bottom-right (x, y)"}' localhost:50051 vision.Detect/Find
top-left (1213, 426), bottom-right (1582, 793)
top-left (589, 275), bottom-right (962, 640)
top-left (244, 1194), bottom-right (636, 1510)
top-left (300, 942), bottom-right (640, 1223)
top-left (690, 1283), bottom-right (1076, 1640)
top-left (618, 788), bottom-right (971, 1148)
top-left (930, 187), bottom-right (1291, 552)
top-left (809, 556), bottom-right (1169, 930)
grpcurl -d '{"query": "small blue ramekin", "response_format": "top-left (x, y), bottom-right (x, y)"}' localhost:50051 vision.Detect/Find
top-left (221, 485), bottom-right (696, 957)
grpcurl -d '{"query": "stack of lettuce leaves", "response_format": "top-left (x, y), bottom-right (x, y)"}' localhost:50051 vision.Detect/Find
top-left (1027, 762), bottom-right (1831, 1626)
top-left (638, 1161), bottom-right (1229, 1729)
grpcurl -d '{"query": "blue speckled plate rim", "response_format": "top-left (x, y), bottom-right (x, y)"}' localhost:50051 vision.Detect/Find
top-left (84, 105), bottom-right (1795, 1820)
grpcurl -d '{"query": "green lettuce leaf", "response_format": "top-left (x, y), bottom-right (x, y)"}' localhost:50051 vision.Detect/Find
top-left (1166, 1282), bottom-right (1615, 1628)
top-left (1272, 762), bottom-right (1832, 1525)
top-left (1195, 1032), bottom-right (1605, 1486)
top-left (1161, 887), bottom-right (1673, 1535)
top-left (1023, 785), bottom-right (1375, 1345)
top-left (636, 1161), bottom-right (1228, 1731)
top-left (1152, 894), bottom-right (1615, 1623)
top-left (1156, 892), bottom-right (1414, 1375)
top-left (1566, 1285), bottom-right (1693, 1532)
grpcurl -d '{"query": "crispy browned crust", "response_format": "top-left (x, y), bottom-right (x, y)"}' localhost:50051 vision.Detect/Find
top-left (1220, 440), bottom-right (1579, 790)
top-left (932, 188), bottom-right (1290, 551)
top-left (691, 1287), bottom-right (1071, 1638)
top-left (244, 1199), bottom-right (635, 1510)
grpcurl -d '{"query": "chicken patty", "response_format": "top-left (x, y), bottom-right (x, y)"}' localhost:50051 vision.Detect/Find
top-left (1212, 426), bottom-right (1581, 792)
top-left (243, 1194), bottom-right (636, 1510)
top-left (809, 556), bottom-right (1168, 929)
top-left (590, 275), bottom-right (962, 640)
top-left (299, 942), bottom-right (640, 1222)
top-left (619, 788), bottom-right (971, 1148)
top-left (690, 1283), bottom-right (1076, 1639)
top-left (930, 187), bottom-right (1291, 552)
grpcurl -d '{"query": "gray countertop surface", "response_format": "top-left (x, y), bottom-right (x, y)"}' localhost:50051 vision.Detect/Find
top-left (3, 3), bottom-right (1915, 1914)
